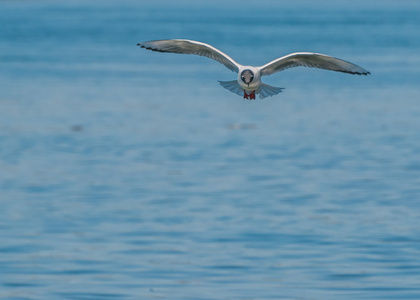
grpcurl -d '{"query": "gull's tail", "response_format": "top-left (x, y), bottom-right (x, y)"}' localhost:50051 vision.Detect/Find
top-left (256, 83), bottom-right (284, 99)
top-left (218, 80), bottom-right (243, 97)
top-left (219, 80), bottom-right (284, 99)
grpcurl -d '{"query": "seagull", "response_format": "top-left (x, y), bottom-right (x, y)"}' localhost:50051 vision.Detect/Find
top-left (137, 39), bottom-right (370, 100)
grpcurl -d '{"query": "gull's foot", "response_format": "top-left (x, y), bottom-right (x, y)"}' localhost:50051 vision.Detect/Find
top-left (243, 90), bottom-right (255, 100)
top-left (249, 91), bottom-right (255, 100)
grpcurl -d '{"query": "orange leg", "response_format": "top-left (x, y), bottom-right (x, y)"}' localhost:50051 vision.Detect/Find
top-left (244, 91), bottom-right (256, 100)
top-left (249, 91), bottom-right (255, 100)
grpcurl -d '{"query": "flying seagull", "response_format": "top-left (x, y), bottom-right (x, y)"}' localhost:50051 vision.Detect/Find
top-left (137, 39), bottom-right (370, 100)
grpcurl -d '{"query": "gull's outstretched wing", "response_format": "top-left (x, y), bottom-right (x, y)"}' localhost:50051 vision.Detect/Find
top-left (138, 39), bottom-right (240, 73)
top-left (259, 52), bottom-right (370, 76)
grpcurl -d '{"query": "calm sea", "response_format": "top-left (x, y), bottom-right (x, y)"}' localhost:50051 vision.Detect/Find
top-left (1, 0), bottom-right (420, 299)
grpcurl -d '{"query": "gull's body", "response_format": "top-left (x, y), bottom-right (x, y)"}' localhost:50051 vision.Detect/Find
top-left (137, 39), bottom-right (370, 100)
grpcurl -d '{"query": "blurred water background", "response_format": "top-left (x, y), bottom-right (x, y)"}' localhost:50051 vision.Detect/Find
top-left (1, 0), bottom-right (420, 299)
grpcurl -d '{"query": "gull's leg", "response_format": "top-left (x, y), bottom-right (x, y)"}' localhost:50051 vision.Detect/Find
top-left (249, 91), bottom-right (256, 100)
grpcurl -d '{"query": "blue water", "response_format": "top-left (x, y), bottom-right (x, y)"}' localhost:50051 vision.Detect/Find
top-left (1, 0), bottom-right (420, 299)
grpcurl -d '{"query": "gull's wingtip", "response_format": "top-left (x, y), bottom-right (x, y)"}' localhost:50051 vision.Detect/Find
top-left (358, 71), bottom-right (370, 76)
top-left (358, 69), bottom-right (371, 75)
top-left (341, 69), bottom-right (371, 75)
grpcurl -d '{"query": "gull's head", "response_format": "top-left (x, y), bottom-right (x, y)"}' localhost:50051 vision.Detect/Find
top-left (240, 69), bottom-right (254, 86)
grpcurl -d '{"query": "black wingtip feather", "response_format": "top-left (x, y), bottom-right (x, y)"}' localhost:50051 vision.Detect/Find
top-left (137, 42), bottom-right (167, 52)
top-left (338, 69), bottom-right (371, 75)
top-left (139, 46), bottom-right (173, 53)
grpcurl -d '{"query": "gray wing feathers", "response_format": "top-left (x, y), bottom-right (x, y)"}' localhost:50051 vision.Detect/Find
top-left (138, 39), bottom-right (239, 73)
top-left (259, 52), bottom-right (370, 76)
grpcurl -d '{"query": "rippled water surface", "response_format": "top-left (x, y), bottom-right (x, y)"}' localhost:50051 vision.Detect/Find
top-left (1, 1), bottom-right (420, 299)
